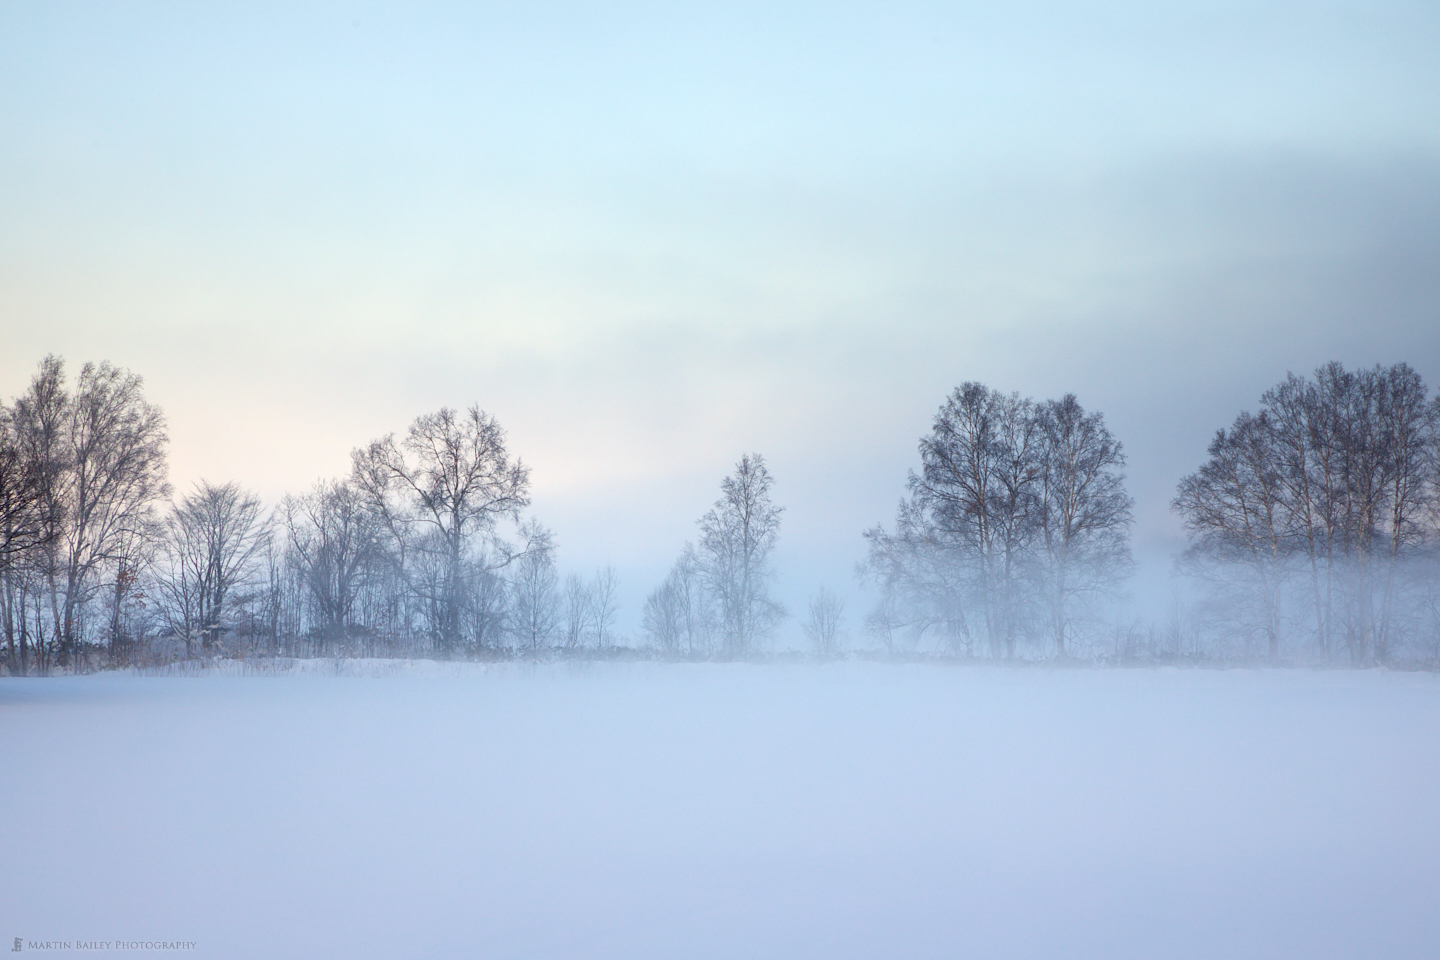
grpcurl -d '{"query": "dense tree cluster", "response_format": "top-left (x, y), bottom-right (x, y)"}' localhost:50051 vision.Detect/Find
top-left (862, 383), bottom-right (1134, 658)
top-left (1173, 362), bottom-right (1440, 663)
top-left (1, 357), bottom-right (169, 674)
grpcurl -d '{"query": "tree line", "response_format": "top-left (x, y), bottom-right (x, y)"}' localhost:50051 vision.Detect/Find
top-left (0, 356), bottom-right (792, 672)
top-left (0, 358), bottom-right (600, 672)
top-left (3, 355), bottom-right (1439, 674)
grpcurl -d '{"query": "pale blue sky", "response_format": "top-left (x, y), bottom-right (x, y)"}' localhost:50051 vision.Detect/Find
top-left (3, 2), bottom-right (1438, 635)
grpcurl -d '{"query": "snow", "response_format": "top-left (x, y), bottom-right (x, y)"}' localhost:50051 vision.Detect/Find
top-left (3, 662), bottom-right (1439, 959)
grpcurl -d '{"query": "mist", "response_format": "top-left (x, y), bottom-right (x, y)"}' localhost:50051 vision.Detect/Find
top-left (5, 1), bottom-right (1440, 957)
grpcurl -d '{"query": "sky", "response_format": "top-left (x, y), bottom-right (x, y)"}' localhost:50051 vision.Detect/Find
top-left (2, 1), bottom-right (1438, 639)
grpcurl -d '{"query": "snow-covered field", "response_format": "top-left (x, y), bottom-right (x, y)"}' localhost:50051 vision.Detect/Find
top-left (4, 662), bottom-right (1439, 959)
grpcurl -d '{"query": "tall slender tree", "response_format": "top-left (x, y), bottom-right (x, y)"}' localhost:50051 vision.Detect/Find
top-left (1035, 394), bottom-right (1133, 657)
top-left (699, 454), bottom-right (784, 656)
top-left (508, 521), bottom-right (558, 652)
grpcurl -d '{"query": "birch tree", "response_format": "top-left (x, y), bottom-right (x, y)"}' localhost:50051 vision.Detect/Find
top-left (699, 454), bottom-right (784, 656)
top-left (156, 481), bottom-right (270, 655)
top-left (644, 544), bottom-right (713, 657)
top-left (1176, 362), bottom-right (1439, 663)
top-left (508, 521), bottom-right (558, 651)
top-left (7, 357), bottom-right (169, 670)
top-left (281, 479), bottom-right (384, 653)
top-left (865, 383), bottom-right (1133, 659)
top-left (1035, 394), bottom-right (1133, 657)
top-left (352, 406), bottom-right (530, 654)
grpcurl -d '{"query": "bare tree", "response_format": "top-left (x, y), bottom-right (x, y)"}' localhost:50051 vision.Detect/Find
top-left (5, 357), bottom-right (170, 670)
top-left (508, 521), bottom-right (558, 652)
top-left (156, 481), bottom-right (270, 655)
top-left (644, 543), bottom-right (713, 657)
top-left (464, 562), bottom-right (511, 654)
top-left (281, 479), bottom-right (384, 654)
top-left (643, 573), bottom-right (684, 655)
top-left (352, 406), bottom-right (530, 654)
top-left (0, 401), bottom-right (60, 674)
top-left (0, 406), bottom-right (52, 569)
top-left (590, 566), bottom-right (620, 649)
top-left (1176, 362), bottom-right (1439, 663)
top-left (803, 586), bottom-right (845, 656)
top-left (907, 385), bottom-right (1041, 657)
top-left (699, 454), bottom-right (785, 656)
top-left (865, 383), bottom-right (1132, 659)
top-left (869, 384), bottom-right (1040, 657)
top-left (100, 524), bottom-right (159, 664)
top-left (1173, 412), bottom-right (1291, 659)
top-left (8, 357), bottom-right (71, 673)
top-left (1035, 394), bottom-right (1133, 658)
top-left (1370, 365), bottom-right (1434, 660)
top-left (863, 498), bottom-right (975, 654)
top-left (562, 572), bottom-right (590, 649)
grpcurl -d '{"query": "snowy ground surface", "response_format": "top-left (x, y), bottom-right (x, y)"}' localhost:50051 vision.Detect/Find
top-left (4, 662), bottom-right (1440, 959)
